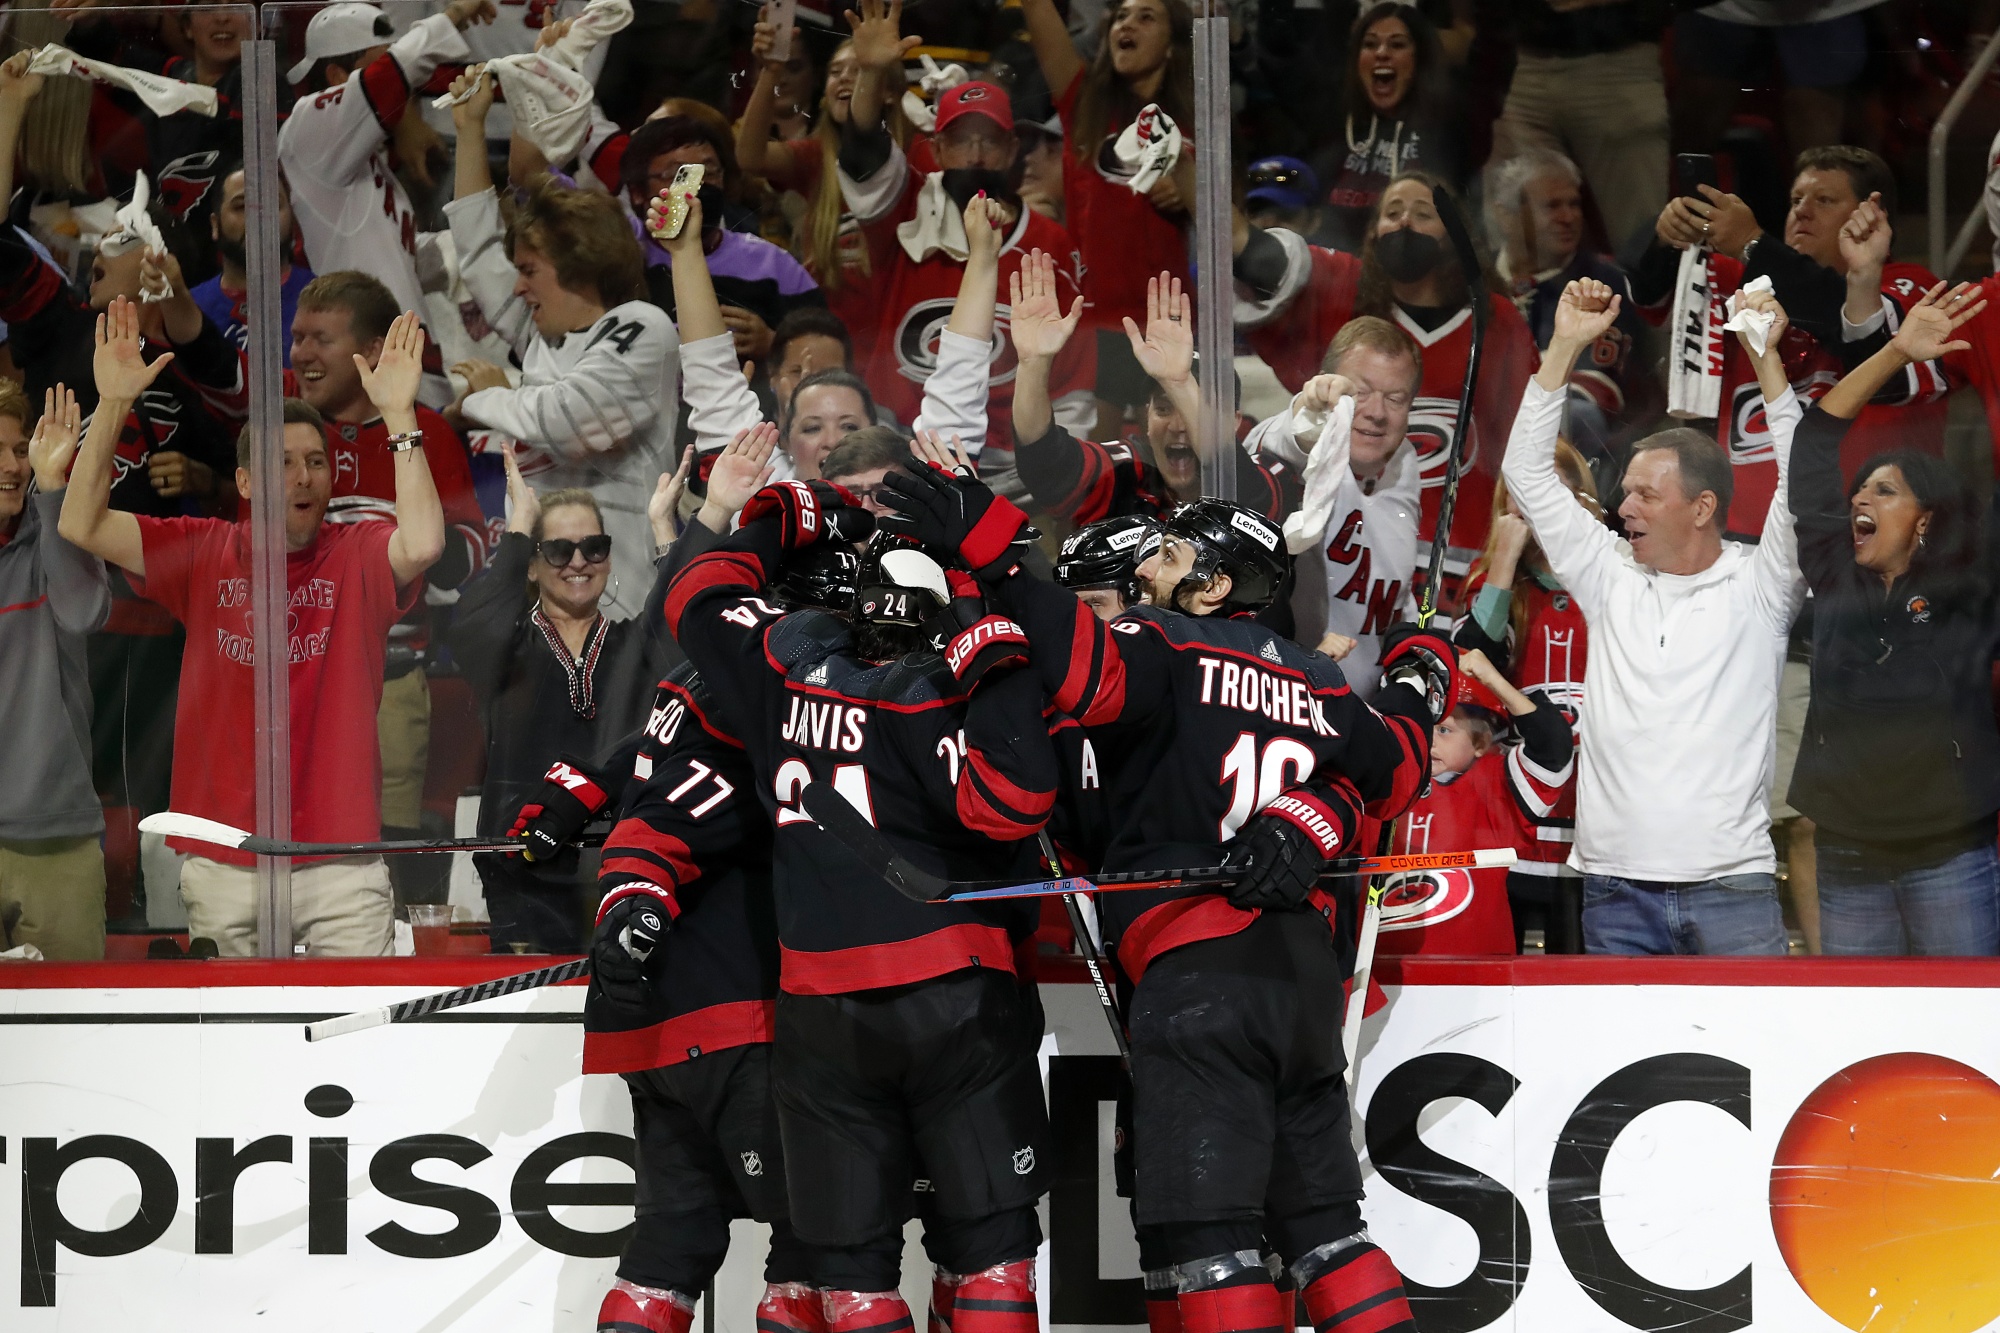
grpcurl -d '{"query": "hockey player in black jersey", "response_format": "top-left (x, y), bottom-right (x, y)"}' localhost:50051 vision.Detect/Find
top-left (881, 443), bottom-right (1452, 1333)
top-left (1053, 513), bottom-right (1155, 621)
top-left (512, 543), bottom-right (858, 1333)
top-left (664, 478), bottom-right (1059, 1333)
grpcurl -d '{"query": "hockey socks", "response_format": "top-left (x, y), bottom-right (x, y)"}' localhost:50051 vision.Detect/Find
top-left (1295, 1238), bottom-right (1415, 1333)
top-left (825, 1289), bottom-right (917, 1333)
top-left (948, 1259), bottom-right (1037, 1333)
top-left (1174, 1251), bottom-right (1290, 1333)
top-left (599, 1279), bottom-right (698, 1333)
top-left (759, 1283), bottom-right (829, 1333)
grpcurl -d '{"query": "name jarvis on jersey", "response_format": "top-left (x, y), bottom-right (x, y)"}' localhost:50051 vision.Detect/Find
top-left (780, 696), bottom-right (869, 752)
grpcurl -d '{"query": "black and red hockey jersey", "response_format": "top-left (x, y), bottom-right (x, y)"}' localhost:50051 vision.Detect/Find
top-left (665, 524), bottom-right (1056, 996)
top-left (991, 570), bottom-right (1433, 982)
top-left (1014, 421), bottom-right (1295, 529)
top-left (583, 663), bottom-right (782, 1075)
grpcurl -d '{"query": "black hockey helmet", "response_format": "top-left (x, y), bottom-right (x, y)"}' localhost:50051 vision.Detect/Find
top-left (1158, 498), bottom-right (1289, 613)
top-left (855, 530), bottom-right (952, 630)
top-left (771, 542), bottom-right (861, 615)
top-left (1055, 513), bottom-right (1157, 602)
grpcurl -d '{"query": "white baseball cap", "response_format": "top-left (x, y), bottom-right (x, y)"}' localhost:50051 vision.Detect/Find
top-left (288, 3), bottom-right (395, 85)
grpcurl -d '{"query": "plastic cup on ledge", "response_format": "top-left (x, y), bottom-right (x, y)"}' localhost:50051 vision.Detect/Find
top-left (409, 904), bottom-right (453, 957)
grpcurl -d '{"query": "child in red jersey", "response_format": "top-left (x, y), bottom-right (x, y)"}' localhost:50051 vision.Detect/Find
top-left (1381, 649), bottom-right (1574, 956)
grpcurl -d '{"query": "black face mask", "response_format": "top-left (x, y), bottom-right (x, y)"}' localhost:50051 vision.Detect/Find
top-left (696, 183), bottom-right (729, 225)
top-left (941, 167), bottom-right (1012, 213)
top-left (1375, 226), bottom-right (1445, 283)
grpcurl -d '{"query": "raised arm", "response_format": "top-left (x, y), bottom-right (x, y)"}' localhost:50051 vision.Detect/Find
top-left (734, 8), bottom-right (791, 180)
top-left (1018, 0), bottom-right (1085, 101)
top-left (913, 195), bottom-right (1002, 455)
top-left (1008, 247), bottom-right (1086, 449)
top-left (58, 301), bottom-right (164, 578)
top-left (358, 313), bottom-right (446, 587)
top-left (1829, 281), bottom-right (1985, 419)
top-left (0, 53), bottom-right (41, 216)
top-left (27, 386), bottom-right (111, 633)
top-left (450, 65), bottom-right (497, 201)
top-left (1125, 272), bottom-right (1203, 458)
top-left (842, 0), bottom-right (919, 140)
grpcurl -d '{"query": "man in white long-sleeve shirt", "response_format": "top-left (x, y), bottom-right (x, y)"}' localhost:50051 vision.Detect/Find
top-left (1502, 278), bottom-right (1804, 954)
top-left (1243, 316), bottom-right (1421, 696)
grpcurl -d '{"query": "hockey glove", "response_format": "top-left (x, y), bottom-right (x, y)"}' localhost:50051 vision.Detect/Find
top-left (1223, 784), bottom-right (1361, 912)
top-left (739, 479), bottom-right (873, 551)
top-left (509, 758), bottom-right (610, 862)
top-left (878, 460), bottom-right (1032, 580)
top-left (940, 570), bottom-right (1030, 694)
top-left (1379, 622), bottom-right (1459, 725)
top-left (590, 882), bottom-right (676, 1008)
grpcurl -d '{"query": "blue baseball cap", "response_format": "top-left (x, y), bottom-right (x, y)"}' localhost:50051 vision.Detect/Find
top-left (1245, 156), bottom-right (1319, 212)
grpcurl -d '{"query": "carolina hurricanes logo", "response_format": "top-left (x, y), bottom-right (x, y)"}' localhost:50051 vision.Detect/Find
top-left (91, 390), bottom-right (185, 487)
top-left (1377, 870), bottom-right (1477, 933)
top-left (1134, 104), bottom-right (1162, 146)
top-left (1403, 396), bottom-right (1466, 492)
top-left (156, 151), bottom-right (221, 219)
top-left (1728, 366), bottom-right (1837, 465)
top-left (956, 85), bottom-right (989, 103)
top-left (894, 299), bottom-right (1015, 388)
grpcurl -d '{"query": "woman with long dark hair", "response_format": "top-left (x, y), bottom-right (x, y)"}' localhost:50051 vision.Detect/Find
top-left (1788, 282), bottom-right (1997, 956)
top-left (1021, 0), bottom-right (1195, 430)
top-left (1313, 2), bottom-right (1461, 254)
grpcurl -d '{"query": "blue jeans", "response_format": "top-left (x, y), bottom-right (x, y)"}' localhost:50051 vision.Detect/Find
top-left (1815, 840), bottom-right (2000, 957)
top-left (1582, 874), bottom-right (1788, 955)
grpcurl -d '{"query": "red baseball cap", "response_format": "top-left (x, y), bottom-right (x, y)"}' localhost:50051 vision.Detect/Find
top-left (934, 81), bottom-right (1014, 135)
top-left (1455, 671), bottom-right (1505, 715)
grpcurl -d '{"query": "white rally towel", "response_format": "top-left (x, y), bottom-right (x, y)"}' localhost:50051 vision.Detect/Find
top-left (98, 174), bottom-right (174, 304)
top-left (896, 171), bottom-right (968, 263)
top-left (1723, 274), bottom-right (1779, 357)
top-left (1666, 243), bottom-right (1724, 419)
top-left (900, 55), bottom-right (969, 135)
top-left (433, 0), bottom-right (632, 162)
top-left (1105, 104), bottom-right (1182, 195)
top-left (27, 44), bottom-right (218, 118)
top-left (1281, 394), bottom-right (1358, 554)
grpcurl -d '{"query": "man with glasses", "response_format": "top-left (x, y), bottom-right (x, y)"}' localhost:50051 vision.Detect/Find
top-left (836, 1), bottom-right (1096, 484)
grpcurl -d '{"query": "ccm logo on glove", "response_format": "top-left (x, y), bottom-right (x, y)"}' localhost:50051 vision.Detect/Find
top-left (946, 617), bottom-right (1027, 673)
top-left (1265, 793), bottom-right (1344, 857)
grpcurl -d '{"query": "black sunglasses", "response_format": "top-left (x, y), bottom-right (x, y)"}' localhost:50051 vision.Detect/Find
top-left (537, 534), bottom-right (612, 565)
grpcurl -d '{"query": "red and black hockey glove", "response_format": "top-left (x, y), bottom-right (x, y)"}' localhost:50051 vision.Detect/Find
top-left (508, 758), bottom-right (610, 862)
top-left (1223, 782), bottom-right (1361, 912)
top-left (940, 570), bottom-right (1031, 695)
top-left (590, 881), bottom-right (676, 1008)
top-left (1379, 622), bottom-right (1459, 725)
top-left (739, 479), bottom-right (873, 552)
top-left (877, 460), bottom-right (1032, 580)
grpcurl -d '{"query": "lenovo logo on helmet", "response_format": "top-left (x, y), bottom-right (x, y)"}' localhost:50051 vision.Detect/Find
top-left (1229, 510), bottom-right (1280, 551)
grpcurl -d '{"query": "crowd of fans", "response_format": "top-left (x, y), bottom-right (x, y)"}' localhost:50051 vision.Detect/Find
top-left (2, 0), bottom-right (1999, 965)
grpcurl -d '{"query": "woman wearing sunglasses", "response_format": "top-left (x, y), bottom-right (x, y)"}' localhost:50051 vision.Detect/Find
top-left (448, 449), bottom-right (680, 954)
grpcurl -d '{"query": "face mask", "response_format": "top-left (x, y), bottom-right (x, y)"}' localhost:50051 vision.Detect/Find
top-left (941, 167), bottom-right (1011, 213)
top-left (1375, 225), bottom-right (1444, 283)
top-left (696, 183), bottom-right (728, 224)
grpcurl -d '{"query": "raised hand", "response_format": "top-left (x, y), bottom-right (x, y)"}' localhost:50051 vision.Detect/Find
top-left (1008, 249), bottom-right (1084, 362)
top-left (503, 445), bottom-right (540, 536)
top-left (650, 445), bottom-right (694, 545)
top-left (356, 311), bottom-right (427, 418)
top-left (0, 50), bottom-right (44, 108)
top-left (704, 422), bottom-right (780, 520)
top-left (445, 0), bottom-right (497, 29)
top-left (963, 191), bottom-right (1000, 266)
top-left (1838, 197), bottom-right (1892, 282)
top-left (448, 65), bottom-right (495, 132)
top-left (452, 358), bottom-right (511, 394)
top-left (93, 297), bottom-right (173, 400)
top-left (1733, 286), bottom-right (1789, 355)
top-left (1123, 272), bottom-right (1192, 387)
top-left (534, 18), bottom-right (573, 51)
top-left (842, 0), bottom-right (920, 70)
top-left (910, 428), bottom-right (973, 474)
top-left (646, 189), bottom-right (703, 254)
top-left (28, 385), bottom-right (81, 489)
top-left (1550, 278), bottom-right (1621, 348)
top-left (1891, 282), bottom-right (1987, 364)
top-left (1297, 373), bottom-right (1356, 417)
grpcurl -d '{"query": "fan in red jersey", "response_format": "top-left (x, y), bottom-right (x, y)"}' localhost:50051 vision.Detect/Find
top-left (1378, 649), bottom-right (1574, 956)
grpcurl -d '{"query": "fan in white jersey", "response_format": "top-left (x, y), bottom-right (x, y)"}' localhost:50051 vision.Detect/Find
top-left (1244, 315), bottom-right (1421, 696)
top-left (278, 0), bottom-right (490, 335)
top-left (441, 67), bottom-right (681, 620)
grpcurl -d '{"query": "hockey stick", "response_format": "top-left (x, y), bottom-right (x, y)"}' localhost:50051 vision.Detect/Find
top-left (803, 778), bottom-right (1513, 902)
top-left (137, 812), bottom-right (589, 858)
top-left (1342, 182), bottom-right (1494, 1091)
top-left (1040, 832), bottom-right (1131, 1064)
top-left (304, 957), bottom-right (591, 1042)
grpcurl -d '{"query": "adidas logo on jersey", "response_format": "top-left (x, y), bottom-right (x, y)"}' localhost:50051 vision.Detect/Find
top-left (803, 663), bottom-right (829, 686)
top-left (1259, 639), bottom-right (1283, 664)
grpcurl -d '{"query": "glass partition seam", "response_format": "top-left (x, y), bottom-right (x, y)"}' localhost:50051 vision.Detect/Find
top-left (242, 37), bottom-right (293, 956)
top-left (1192, 0), bottom-right (1235, 502)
